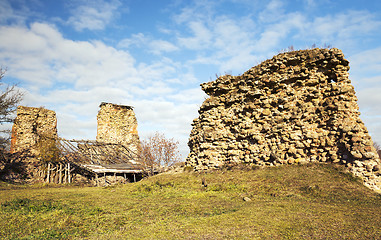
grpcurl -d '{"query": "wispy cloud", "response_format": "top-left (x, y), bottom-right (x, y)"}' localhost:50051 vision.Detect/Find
top-left (0, 0), bottom-right (33, 25)
top-left (149, 40), bottom-right (179, 55)
top-left (258, 0), bottom-right (285, 23)
top-left (178, 21), bottom-right (213, 50)
top-left (119, 34), bottom-right (179, 55)
top-left (66, 0), bottom-right (122, 31)
top-left (299, 10), bottom-right (381, 48)
top-left (117, 33), bottom-right (147, 48)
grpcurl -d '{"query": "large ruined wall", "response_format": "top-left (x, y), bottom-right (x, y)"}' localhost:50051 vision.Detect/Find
top-left (11, 106), bottom-right (57, 154)
top-left (186, 48), bottom-right (381, 191)
top-left (96, 102), bottom-right (141, 153)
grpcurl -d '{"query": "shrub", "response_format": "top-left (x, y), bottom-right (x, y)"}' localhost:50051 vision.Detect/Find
top-left (139, 132), bottom-right (181, 175)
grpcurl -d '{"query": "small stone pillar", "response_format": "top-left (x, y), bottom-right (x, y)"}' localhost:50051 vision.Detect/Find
top-left (96, 102), bottom-right (141, 153)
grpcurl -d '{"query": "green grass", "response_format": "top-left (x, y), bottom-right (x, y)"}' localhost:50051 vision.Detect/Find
top-left (1, 163), bottom-right (381, 239)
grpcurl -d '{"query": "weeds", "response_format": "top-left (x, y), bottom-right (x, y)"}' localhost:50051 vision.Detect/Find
top-left (279, 44), bottom-right (334, 53)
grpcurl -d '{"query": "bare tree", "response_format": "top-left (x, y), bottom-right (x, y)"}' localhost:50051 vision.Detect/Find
top-left (139, 132), bottom-right (181, 175)
top-left (0, 68), bottom-right (23, 150)
top-left (0, 68), bottom-right (24, 180)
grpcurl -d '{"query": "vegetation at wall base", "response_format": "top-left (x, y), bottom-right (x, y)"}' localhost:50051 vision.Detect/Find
top-left (0, 163), bottom-right (380, 239)
top-left (37, 137), bottom-right (60, 164)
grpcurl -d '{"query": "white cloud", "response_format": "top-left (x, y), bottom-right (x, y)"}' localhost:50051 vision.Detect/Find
top-left (119, 34), bottom-right (179, 55)
top-left (133, 99), bottom-right (201, 158)
top-left (178, 21), bottom-right (213, 50)
top-left (57, 112), bottom-right (97, 140)
top-left (0, 22), bottom-right (139, 89)
top-left (213, 17), bottom-right (252, 54)
top-left (149, 40), bottom-right (179, 54)
top-left (258, 0), bottom-right (285, 23)
top-left (129, 82), bottom-right (174, 98)
top-left (66, 0), bottom-right (122, 31)
top-left (345, 47), bottom-right (381, 146)
top-left (43, 87), bottom-right (132, 106)
top-left (173, 3), bottom-right (307, 73)
top-left (0, 20), bottom-right (203, 160)
top-left (173, 3), bottom-right (380, 77)
top-left (0, 24), bottom-right (58, 86)
top-left (0, 0), bottom-right (31, 25)
top-left (300, 10), bottom-right (381, 47)
top-left (137, 58), bottom-right (178, 82)
top-left (304, 0), bottom-right (317, 8)
top-left (117, 33), bottom-right (147, 48)
top-left (362, 116), bottom-right (381, 146)
top-left (168, 87), bottom-right (206, 103)
top-left (357, 88), bottom-right (381, 114)
top-left (254, 13), bottom-right (306, 53)
top-left (350, 47), bottom-right (381, 74)
top-left (176, 15), bottom-right (261, 73)
top-left (173, 0), bottom-right (216, 25)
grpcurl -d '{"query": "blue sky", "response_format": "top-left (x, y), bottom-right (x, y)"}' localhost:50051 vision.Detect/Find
top-left (1, 0), bottom-right (381, 159)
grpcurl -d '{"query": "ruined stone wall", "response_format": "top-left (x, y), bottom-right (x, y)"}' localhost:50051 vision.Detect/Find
top-left (9, 106), bottom-right (58, 181)
top-left (96, 102), bottom-right (141, 154)
top-left (186, 48), bottom-right (381, 192)
top-left (11, 106), bottom-right (57, 154)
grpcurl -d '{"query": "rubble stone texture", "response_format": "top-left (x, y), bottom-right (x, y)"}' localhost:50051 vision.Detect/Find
top-left (9, 106), bottom-right (58, 181)
top-left (96, 102), bottom-right (141, 153)
top-left (11, 106), bottom-right (57, 155)
top-left (186, 48), bottom-right (381, 192)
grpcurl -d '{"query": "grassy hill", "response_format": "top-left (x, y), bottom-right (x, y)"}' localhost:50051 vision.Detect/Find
top-left (1, 163), bottom-right (381, 239)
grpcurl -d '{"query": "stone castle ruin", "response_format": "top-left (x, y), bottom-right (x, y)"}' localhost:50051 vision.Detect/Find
top-left (8, 106), bottom-right (58, 180)
top-left (186, 48), bottom-right (381, 192)
top-left (8, 103), bottom-right (142, 184)
top-left (97, 102), bottom-right (141, 153)
top-left (11, 106), bottom-right (57, 154)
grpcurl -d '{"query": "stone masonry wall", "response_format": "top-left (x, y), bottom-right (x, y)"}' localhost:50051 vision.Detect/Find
top-left (96, 102), bottom-right (141, 154)
top-left (9, 106), bottom-right (58, 181)
top-left (11, 106), bottom-right (57, 155)
top-left (186, 48), bottom-right (381, 192)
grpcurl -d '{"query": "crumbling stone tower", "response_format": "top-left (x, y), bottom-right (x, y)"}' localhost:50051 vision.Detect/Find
top-left (11, 106), bottom-right (57, 155)
top-left (9, 106), bottom-right (58, 181)
top-left (186, 48), bottom-right (381, 192)
top-left (96, 102), bottom-right (141, 153)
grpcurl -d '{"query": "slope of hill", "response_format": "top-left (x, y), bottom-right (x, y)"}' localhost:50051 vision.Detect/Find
top-left (1, 163), bottom-right (380, 239)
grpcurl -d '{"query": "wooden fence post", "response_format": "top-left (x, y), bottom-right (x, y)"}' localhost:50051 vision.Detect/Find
top-left (64, 163), bottom-right (67, 183)
top-left (47, 162), bottom-right (51, 183)
top-left (68, 162), bottom-right (71, 184)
